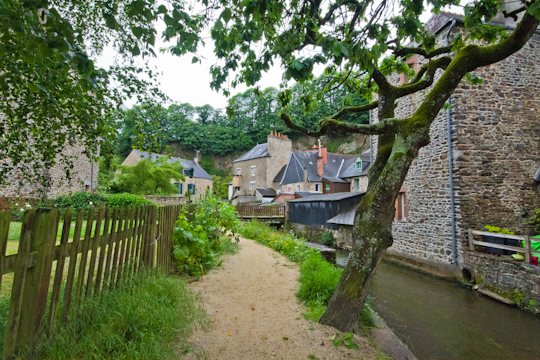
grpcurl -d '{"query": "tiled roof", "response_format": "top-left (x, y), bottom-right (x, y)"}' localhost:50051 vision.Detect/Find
top-left (233, 143), bottom-right (269, 162)
top-left (280, 151), bottom-right (358, 185)
top-left (327, 207), bottom-right (357, 225)
top-left (256, 188), bottom-right (277, 197)
top-left (133, 150), bottom-right (213, 180)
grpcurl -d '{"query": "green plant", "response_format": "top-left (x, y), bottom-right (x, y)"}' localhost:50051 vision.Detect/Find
top-left (525, 299), bottom-right (539, 314)
top-left (484, 225), bottom-right (514, 235)
top-left (26, 271), bottom-right (208, 359)
top-left (297, 251), bottom-right (343, 307)
top-left (321, 231), bottom-right (335, 247)
top-left (307, 354), bottom-right (320, 360)
top-left (329, 332), bottom-right (359, 350)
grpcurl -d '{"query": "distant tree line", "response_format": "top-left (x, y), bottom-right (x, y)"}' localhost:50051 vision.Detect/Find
top-left (115, 79), bottom-right (369, 160)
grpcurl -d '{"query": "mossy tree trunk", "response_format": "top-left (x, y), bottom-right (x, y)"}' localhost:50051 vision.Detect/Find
top-left (283, 12), bottom-right (539, 333)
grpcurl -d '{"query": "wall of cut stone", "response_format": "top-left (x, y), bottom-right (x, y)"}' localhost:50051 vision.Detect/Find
top-left (350, 176), bottom-right (369, 192)
top-left (465, 251), bottom-right (540, 314)
top-left (144, 195), bottom-right (187, 205)
top-left (266, 135), bottom-right (292, 187)
top-left (0, 144), bottom-right (98, 199)
top-left (233, 157), bottom-right (267, 194)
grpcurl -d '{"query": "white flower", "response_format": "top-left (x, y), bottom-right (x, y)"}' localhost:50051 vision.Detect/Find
top-left (15, 203), bottom-right (18, 206)
top-left (89, 201), bottom-right (93, 205)
top-left (26, 204), bottom-right (31, 208)
top-left (20, 208), bottom-right (24, 212)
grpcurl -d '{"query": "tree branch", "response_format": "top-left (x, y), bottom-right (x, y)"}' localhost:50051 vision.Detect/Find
top-left (503, 6), bottom-right (527, 21)
top-left (280, 112), bottom-right (398, 137)
top-left (391, 45), bottom-right (453, 59)
top-left (371, 68), bottom-right (392, 92)
top-left (330, 101), bottom-right (379, 119)
top-left (394, 56), bottom-right (452, 98)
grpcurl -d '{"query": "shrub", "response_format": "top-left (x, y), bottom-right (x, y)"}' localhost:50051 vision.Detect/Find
top-left (321, 231), bottom-right (335, 247)
top-left (297, 251), bottom-right (343, 306)
top-left (28, 271), bottom-right (208, 359)
top-left (105, 193), bottom-right (154, 207)
top-left (485, 225), bottom-right (514, 235)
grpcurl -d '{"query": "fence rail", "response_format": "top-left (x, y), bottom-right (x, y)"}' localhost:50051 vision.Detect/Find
top-left (235, 204), bottom-right (286, 218)
top-left (0, 204), bottom-right (182, 358)
top-left (468, 229), bottom-right (540, 263)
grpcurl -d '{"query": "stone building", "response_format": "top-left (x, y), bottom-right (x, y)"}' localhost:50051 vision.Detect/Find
top-left (122, 149), bottom-right (213, 198)
top-left (368, 11), bottom-right (540, 292)
top-left (231, 132), bottom-right (292, 204)
top-left (0, 144), bottom-right (99, 199)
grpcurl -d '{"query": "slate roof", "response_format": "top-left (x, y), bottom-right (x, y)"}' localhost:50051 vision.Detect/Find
top-left (133, 149), bottom-right (213, 180)
top-left (327, 208), bottom-right (356, 225)
top-left (233, 143), bottom-right (269, 163)
top-left (273, 165), bottom-right (286, 183)
top-left (289, 192), bottom-right (364, 203)
top-left (256, 188), bottom-right (277, 197)
top-left (280, 150), bottom-right (370, 185)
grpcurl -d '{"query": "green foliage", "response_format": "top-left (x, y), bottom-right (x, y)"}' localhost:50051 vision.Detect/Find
top-left (297, 252), bottom-right (343, 307)
top-left (114, 156), bottom-right (185, 195)
top-left (26, 271), bottom-right (208, 359)
top-left (329, 332), bottom-right (360, 350)
top-left (52, 191), bottom-right (154, 216)
top-left (529, 209), bottom-right (540, 234)
top-left (106, 193), bottom-right (155, 208)
top-left (173, 192), bottom-right (241, 277)
top-left (321, 231), bottom-right (335, 247)
top-left (485, 226), bottom-right (514, 235)
top-left (212, 175), bottom-right (233, 199)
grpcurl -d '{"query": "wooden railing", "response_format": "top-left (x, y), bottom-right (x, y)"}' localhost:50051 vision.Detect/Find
top-left (467, 229), bottom-right (540, 263)
top-left (235, 204), bottom-right (285, 218)
top-left (0, 204), bottom-right (181, 358)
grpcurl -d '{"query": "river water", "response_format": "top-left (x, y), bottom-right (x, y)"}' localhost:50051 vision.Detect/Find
top-left (336, 249), bottom-right (540, 360)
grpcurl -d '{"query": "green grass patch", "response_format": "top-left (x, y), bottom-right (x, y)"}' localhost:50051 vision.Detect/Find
top-left (13, 270), bottom-right (209, 359)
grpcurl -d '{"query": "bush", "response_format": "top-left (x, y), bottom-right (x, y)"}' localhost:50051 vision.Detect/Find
top-left (321, 231), bottom-right (335, 247)
top-left (27, 271), bottom-right (208, 359)
top-left (297, 251), bottom-right (343, 306)
top-left (52, 191), bottom-right (154, 216)
top-left (105, 193), bottom-right (154, 207)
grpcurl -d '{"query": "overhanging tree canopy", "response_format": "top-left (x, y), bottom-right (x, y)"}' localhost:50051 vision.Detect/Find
top-left (165, 0), bottom-right (539, 332)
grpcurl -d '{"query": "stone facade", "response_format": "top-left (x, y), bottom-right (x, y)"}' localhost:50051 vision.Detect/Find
top-left (465, 252), bottom-right (540, 314)
top-left (350, 176), bottom-right (369, 192)
top-left (144, 195), bottom-right (187, 205)
top-left (0, 144), bottom-right (98, 199)
top-left (369, 14), bottom-right (540, 277)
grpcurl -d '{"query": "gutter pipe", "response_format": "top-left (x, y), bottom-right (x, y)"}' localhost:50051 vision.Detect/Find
top-left (445, 19), bottom-right (457, 264)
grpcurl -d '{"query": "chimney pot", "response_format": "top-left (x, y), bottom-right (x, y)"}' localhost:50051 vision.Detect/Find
top-left (271, 130), bottom-right (273, 136)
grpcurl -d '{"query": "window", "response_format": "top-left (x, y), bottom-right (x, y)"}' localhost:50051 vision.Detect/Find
top-left (237, 168), bottom-right (242, 175)
top-left (325, 183), bottom-right (331, 192)
top-left (250, 181), bottom-right (255, 191)
top-left (187, 184), bottom-right (196, 195)
top-left (297, 184), bottom-right (301, 192)
top-left (175, 183), bottom-right (183, 194)
top-left (401, 56), bottom-right (418, 85)
top-left (354, 178), bottom-right (360, 191)
top-left (251, 165), bottom-right (255, 176)
top-left (355, 157), bottom-right (362, 172)
top-left (315, 184), bottom-right (320, 192)
top-left (396, 192), bottom-right (407, 221)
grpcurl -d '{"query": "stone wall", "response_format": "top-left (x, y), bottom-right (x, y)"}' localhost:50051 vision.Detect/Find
top-left (465, 251), bottom-right (540, 314)
top-left (233, 157), bottom-right (267, 194)
top-left (144, 195), bottom-right (187, 205)
top-left (350, 176), bottom-right (369, 192)
top-left (180, 177), bottom-right (213, 198)
top-left (333, 225), bottom-right (354, 249)
top-left (266, 134), bottom-right (292, 186)
top-left (0, 144), bottom-right (98, 198)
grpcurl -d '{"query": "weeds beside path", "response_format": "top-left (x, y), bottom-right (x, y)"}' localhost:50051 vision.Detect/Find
top-left (185, 237), bottom-right (380, 360)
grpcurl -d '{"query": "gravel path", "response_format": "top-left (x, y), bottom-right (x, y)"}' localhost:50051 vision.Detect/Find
top-left (184, 237), bottom-right (380, 360)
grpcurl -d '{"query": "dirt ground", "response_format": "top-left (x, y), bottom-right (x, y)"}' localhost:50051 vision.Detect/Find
top-left (184, 237), bottom-right (381, 360)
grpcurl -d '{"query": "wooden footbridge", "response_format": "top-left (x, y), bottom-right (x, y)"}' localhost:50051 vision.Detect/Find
top-left (234, 204), bottom-right (286, 224)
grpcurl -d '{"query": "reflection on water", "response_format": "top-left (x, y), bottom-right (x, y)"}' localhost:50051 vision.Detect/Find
top-left (336, 249), bottom-right (540, 360)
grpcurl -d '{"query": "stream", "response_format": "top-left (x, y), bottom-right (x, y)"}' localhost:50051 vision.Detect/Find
top-left (335, 249), bottom-right (540, 360)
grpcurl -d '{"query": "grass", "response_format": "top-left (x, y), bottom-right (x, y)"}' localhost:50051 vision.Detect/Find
top-left (7, 270), bottom-right (210, 359)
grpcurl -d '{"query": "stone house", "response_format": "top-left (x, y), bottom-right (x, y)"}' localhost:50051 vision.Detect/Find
top-left (231, 132), bottom-right (292, 204)
top-left (121, 149), bottom-right (213, 198)
top-left (275, 144), bottom-right (371, 194)
top-left (0, 144), bottom-right (99, 200)
top-left (366, 12), bottom-right (540, 307)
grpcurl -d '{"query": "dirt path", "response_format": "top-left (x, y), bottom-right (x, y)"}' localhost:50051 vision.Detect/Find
top-left (185, 237), bottom-right (380, 360)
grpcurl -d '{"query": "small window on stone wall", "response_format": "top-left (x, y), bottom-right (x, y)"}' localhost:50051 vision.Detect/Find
top-left (396, 192), bottom-right (408, 221)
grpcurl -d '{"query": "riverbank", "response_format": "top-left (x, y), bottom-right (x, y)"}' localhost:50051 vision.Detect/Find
top-left (184, 237), bottom-right (382, 359)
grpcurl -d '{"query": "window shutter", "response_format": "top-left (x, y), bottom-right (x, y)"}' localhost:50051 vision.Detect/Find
top-left (180, 183), bottom-right (183, 194)
top-left (395, 196), bottom-right (401, 220)
top-left (404, 192), bottom-right (409, 219)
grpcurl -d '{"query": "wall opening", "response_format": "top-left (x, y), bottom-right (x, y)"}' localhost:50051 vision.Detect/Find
top-left (461, 267), bottom-right (474, 283)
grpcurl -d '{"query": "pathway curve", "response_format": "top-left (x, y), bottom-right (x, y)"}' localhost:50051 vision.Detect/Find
top-left (184, 237), bottom-right (379, 360)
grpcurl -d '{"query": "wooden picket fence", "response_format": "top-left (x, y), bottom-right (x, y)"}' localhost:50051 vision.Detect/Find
top-left (235, 204), bottom-right (286, 218)
top-left (0, 204), bottom-right (182, 358)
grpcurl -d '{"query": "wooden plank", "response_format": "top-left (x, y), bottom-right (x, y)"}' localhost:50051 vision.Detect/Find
top-left (94, 208), bottom-right (112, 295)
top-left (149, 206), bottom-right (157, 268)
top-left (3, 210), bottom-right (35, 359)
top-left (109, 207), bottom-right (125, 290)
top-left (126, 207), bottom-right (141, 277)
top-left (75, 208), bottom-right (95, 307)
top-left (85, 207), bottom-right (105, 298)
top-left (472, 240), bottom-right (526, 253)
top-left (16, 208), bottom-right (59, 352)
top-left (103, 208), bottom-right (119, 290)
top-left (122, 207), bottom-right (135, 279)
top-left (524, 235), bottom-right (531, 263)
top-left (470, 230), bottom-right (525, 241)
top-left (47, 208), bottom-right (73, 333)
top-left (468, 229), bottom-right (475, 251)
top-left (116, 207), bottom-right (133, 285)
top-left (0, 210), bottom-right (12, 292)
top-left (133, 206), bottom-right (146, 274)
top-left (62, 209), bottom-right (85, 322)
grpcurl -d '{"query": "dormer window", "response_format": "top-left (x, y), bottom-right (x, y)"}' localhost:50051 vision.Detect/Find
top-left (355, 157), bottom-right (362, 172)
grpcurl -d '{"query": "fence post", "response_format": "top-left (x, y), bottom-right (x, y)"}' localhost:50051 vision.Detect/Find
top-left (14, 209), bottom-right (59, 354)
top-left (468, 229), bottom-right (475, 251)
top-left (0, 210), bottom-right (12, 292)
top-left (524, 235), bottom-right (531, 263)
